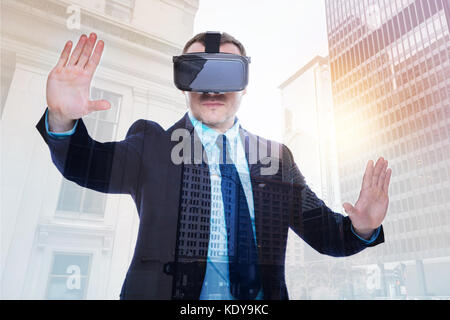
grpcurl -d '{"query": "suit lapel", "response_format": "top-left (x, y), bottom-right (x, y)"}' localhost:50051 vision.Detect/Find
top-left (165, 113), bottom-right (211, 299)
top-left (239, 127), bottom-right (280, 300)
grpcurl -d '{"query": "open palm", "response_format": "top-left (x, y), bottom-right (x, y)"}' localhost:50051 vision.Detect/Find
top-left (343, 157), bottom-right (392, 239)
top-left (46, 33), bottom-right (110, 124)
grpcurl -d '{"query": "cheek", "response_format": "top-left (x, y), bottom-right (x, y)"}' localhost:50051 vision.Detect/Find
top-left (186, 94), bottom-right (199, 108)
top-left (229, 96), bottom-right (242, 110)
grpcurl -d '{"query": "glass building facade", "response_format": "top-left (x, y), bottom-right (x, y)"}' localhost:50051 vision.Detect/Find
top-left (325, 0), bottom-right (450, 298)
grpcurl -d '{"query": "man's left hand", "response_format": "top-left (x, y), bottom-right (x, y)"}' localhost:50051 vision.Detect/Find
top-left (343, 157), bottom-right (392, 240)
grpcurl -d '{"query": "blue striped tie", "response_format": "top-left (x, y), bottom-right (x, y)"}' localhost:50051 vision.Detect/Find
top-left (216, 134), bottom-right (261, 299)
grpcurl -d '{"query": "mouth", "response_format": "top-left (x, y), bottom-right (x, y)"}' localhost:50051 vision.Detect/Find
top-left (201, 101), bottom-right (225, 107)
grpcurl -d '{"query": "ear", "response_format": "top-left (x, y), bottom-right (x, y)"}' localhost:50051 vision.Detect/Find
top-left (242, 88), bottom-right (247, 95)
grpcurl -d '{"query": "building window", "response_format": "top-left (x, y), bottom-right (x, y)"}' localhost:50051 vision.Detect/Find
top-left (46, 252), bottom-right (91, 300)
top-left (105, 0), bottom-right (135, 22)
top-left (56, 87), bottom-right (122, 218)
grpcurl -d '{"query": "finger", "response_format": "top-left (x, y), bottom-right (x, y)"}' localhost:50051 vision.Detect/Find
top-left (67, 34), bottom-right (87, 66)
top-left (371, 157), bottom-right (385, 187)
top-left (382, 168), bottom-right (392, 194)
top-left (377, 160), bottom-right (388, 189)
top-left (87, 99), bottom-right (111, 112)
top-left (85, 40), bottom-right (105, 76)
top-left (343, 202), bottom-right (357, 216)
top-left (361, 160), bottom-right (374, 190)
top-left (77, 33), bottom-right (97, 68)
top-left (55, 41), bottom-right (73, 69)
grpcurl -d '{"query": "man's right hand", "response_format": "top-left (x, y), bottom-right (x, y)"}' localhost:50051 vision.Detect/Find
top-left (46, 33), bottom-right (110, 132)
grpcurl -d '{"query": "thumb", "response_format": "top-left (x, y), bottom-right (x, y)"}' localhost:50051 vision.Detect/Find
top-left (87, 99), bottom-right (111, 112)
top-left (343, 202), bottom-right (357, 216)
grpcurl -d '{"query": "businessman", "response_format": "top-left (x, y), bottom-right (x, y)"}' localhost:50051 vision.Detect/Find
top-left (36, 31), bottom-right (391, 300)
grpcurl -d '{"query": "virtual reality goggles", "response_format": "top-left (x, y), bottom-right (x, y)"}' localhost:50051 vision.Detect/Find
top-left (173, 32), bottom-right (251, 93)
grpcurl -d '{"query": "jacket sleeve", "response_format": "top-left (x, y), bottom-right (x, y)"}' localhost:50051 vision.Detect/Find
top-left (36, 108), bottom-right (146, 196)
top-left (282, 145), bottom-right (384, 257)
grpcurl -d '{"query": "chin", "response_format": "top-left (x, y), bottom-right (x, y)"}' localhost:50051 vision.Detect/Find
top-left (198, 111), bottom-right (226, 125)
top-left (201, 118), bottom-right (223, 128)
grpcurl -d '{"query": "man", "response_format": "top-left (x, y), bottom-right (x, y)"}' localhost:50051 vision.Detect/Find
top-left (36, 31), bottom-right (391, 300)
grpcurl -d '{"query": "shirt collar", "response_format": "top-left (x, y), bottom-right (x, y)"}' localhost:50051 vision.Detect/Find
top-left (187, 110), bottom-right (241, 149)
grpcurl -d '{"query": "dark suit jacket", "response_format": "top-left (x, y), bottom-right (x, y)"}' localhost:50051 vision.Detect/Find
top-left (36, 110), bottom-right (384, 300)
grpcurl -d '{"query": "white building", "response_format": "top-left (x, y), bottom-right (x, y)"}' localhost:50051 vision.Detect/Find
top-left (279, 56), bottom-right (344, 299)
top-left (279, 55), bottom-right (341, 213)
top-left (1, 0), bottom-right (198, 299)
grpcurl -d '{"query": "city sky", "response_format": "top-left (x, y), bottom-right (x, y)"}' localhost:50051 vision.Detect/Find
top-left (193, 0), bottom-right (329, 142)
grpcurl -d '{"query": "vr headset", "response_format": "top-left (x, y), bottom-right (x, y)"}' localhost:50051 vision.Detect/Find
top-left (173, 31), bottom-right (251, 93)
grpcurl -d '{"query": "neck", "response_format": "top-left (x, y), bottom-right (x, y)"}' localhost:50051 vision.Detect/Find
top-left (189, 112), bottom-right (236, 133)
top-left (209, 119), bottom-right (235, 133)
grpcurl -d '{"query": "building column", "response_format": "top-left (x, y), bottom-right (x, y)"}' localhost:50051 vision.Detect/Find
top-left (415, 259), bottom-right (427, 296)
top-left (378, 263), bottom-right (388, 297)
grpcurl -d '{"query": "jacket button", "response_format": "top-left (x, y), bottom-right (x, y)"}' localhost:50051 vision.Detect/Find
top-left (163, 262), bottom-right (174, 275)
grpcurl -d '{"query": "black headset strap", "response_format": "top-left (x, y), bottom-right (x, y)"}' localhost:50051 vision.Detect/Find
top-left (204, 31), bottom-right (221, 53)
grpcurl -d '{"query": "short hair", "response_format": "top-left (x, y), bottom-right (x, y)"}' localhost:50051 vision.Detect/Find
top-left (182, 32), bottom-right (247, 56)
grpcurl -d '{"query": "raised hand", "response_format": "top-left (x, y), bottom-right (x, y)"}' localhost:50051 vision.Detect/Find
top-left (46, 33), bottom-right (110, 132)
top-left (343, 157), bottom-right (392, 240)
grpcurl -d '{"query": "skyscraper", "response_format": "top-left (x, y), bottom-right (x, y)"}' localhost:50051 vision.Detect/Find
top-left (325, 0), bottom-right (450, 298)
